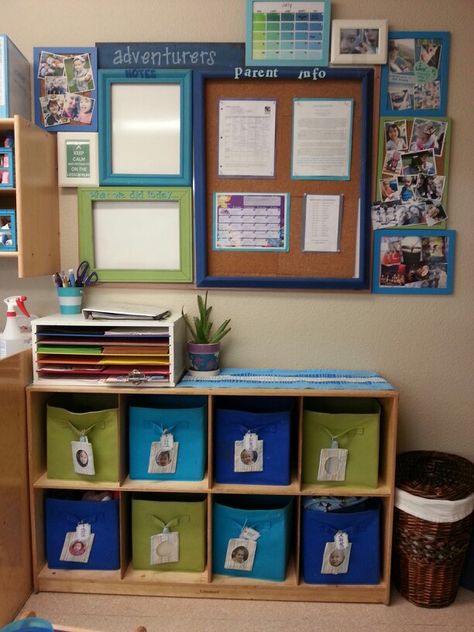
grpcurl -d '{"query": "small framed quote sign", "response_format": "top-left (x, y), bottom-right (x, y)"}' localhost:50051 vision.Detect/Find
top-left (57, 132), bottom-right (99, 187)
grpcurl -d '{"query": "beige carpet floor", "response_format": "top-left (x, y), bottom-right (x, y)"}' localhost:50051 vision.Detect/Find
top-left (21, 588), bottom-right (474, 632)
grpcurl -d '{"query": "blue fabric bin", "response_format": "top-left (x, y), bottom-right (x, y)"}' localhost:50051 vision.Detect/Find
top-left (213, 396), bottom-right (293, 485)
top-left (129, 395), bottom-right (207, 481)
top-left (45, 495), bottom-right (120, 570)
top-left (301, 499), bottom-right (380, 584)
top-left (213, 496), bottom-right (293, 581)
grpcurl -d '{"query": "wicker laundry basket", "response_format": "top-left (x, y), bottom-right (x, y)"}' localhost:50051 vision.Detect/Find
top-left (393, 451), bottom-right (474, 608)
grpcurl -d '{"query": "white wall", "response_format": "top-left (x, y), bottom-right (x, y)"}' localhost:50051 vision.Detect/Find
top-left (2, 0), bottom-right (473, 459)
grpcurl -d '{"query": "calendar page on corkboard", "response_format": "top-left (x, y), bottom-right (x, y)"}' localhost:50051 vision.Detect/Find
top-left (193, 67), bottom-right (375, 289)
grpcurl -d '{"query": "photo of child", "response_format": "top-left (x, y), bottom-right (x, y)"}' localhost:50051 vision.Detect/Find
top-left (64, 54), bottom-right (95, 93)
top-left (385, 120), bottom-right (408, 151)
top-left (409, 118), bottom-right (447, 157)
top-left (40, 95), bottom-right (64, 127)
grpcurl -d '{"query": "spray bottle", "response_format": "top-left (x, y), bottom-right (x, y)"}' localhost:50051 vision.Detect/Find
top-left (0, 295), bottom-right (30, 358)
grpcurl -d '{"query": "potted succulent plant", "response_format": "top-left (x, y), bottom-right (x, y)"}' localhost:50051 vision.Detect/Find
top-left (182, 292), bottom-right (231, 376)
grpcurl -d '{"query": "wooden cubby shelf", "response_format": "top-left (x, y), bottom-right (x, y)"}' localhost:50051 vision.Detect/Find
top-left (27, 383), bottom-right (398, 604)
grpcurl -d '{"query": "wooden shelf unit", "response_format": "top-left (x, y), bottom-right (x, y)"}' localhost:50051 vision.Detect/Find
top-left (26, 384), bottom-right (398, 604)
top-left (0, 116), bottom-right (59, 277)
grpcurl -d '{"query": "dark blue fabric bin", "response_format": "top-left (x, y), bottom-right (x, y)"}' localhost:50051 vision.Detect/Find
top-left (213, 496), bottom-right (293, 581)
top-left (129, 395), bottom-right (207, 481)
top-left (45, 496), bottom-right (120, 570)
top-left (301, 500), bottom-right (380, 584)
top-left (214, 396), bottom-right (293, 485)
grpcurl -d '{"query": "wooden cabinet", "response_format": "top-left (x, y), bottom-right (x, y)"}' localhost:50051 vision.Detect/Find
top-left (0, 116), bottom-right (59, 277)
top-left (0, 351), bottom-right (33, 626)
top-left (26, 380), bottom-right (398, 604)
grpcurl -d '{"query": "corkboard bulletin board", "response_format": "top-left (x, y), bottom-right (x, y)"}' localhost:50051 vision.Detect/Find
top-left (193, 67), bottom-right (375, 289)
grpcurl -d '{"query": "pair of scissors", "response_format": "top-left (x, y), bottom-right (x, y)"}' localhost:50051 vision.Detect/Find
top-left (76, 260), bottom-right (98, 286)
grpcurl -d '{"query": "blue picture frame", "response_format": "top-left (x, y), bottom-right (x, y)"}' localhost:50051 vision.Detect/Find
top-left (245, 0), bottom-right (331, 67)
top-left (0, 209), bottom-right (17, 251)
top-left (372, 229), bottom-right (455, 294)
top-left (33, 47), bottom-right (98, 132)
top-left (193, 67), bottom-right (374, 289)
top-left (380, 31), bottom-right (450, 117)
top-left (98, 69), bottom-right (192, 186)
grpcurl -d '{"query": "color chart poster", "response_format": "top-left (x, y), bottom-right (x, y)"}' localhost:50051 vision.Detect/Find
top-left (246, 0), bottom-right (331, 66)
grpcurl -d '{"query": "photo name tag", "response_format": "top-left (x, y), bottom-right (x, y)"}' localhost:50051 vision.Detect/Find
top-left (224, 537), bottom-right (257, 572)
top-left (321, 541), bottom-right (352, 575)
top-left (234, 438), bottom-right (263, 473)
top-left (60, 531), bottom-right (95, 563)
top-left (71, 439), bottom-right (95, 476)
top-left (317, 448), bottom-right (348, 481)
top-left (148, 440), bottom-right (179, 474)
top-left (150, 531), bottom-right (179, 565)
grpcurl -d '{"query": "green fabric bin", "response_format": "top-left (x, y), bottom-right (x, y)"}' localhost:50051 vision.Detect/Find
top-left (46, 394), bottom-right (119, 482)
top-left (132, 495), bottom-right (207, 572)
top-left (303, 398), bottom-right (380, 487)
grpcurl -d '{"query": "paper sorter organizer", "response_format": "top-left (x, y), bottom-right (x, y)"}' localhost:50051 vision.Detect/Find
top-left (129, 395), bottom-right (207, 481)
top-left (32, 313), bottom-right (186, 387)
top-left (302, 398), bottom-right (381, 487)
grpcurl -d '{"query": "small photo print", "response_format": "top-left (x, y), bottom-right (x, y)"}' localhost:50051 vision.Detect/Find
top-left (415, 174), bottom-right (445, 203)
top-left (148, 441), bottom-right (179, 474)
top-left (371, 200), bottom-right (425, 229)
top-left (382, 150), bottom-right (403, 176)
top-left (62, 93), bottom-right (82, 122)
top-left (234, 439), bottom-right (263, 473)
top-left (401, 149), bottom-right (436, 176)
top-left (64, 53), bottom-right (95, 93)
top-left (388, 38), bottom-right (415, 75)
top-left (388, 88), bottom-right (413, 112)
top-left (409, 118), bottom-right (447, 157)
top-left (224, 538), bottom-right (257, 572)
top-left (37, 51), bottom-right (66, 79)
top-left (59, 532), bottom-right (95, 563)
top-left (397, 176), bottom-right (417, 203)
top-left (45, 75), bottom-right (68, 96)
top-left (321, 542), bottom-right (351, 575)
top-left (339, 28), bottom-right (380, 55)
top-left (424, 201), bottom-right (447, 226)
top-left (379, 177), bottom-right (400, 201)
top-left (384, 120), bottom-right (408, 152)
top-left (77, 96), bottom-right (95, 125)
top-left (40, 95), bottom-right (65, 128)
top-left (416, 39), bottom-right (442, 73)
top-left (414, 81), bottom-right (440, 111)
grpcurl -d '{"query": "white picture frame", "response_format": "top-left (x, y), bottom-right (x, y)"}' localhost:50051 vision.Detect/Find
top-left (57, 132), bottom-right (99, 187)
top-left (330, 19), bottom-right (388, 65)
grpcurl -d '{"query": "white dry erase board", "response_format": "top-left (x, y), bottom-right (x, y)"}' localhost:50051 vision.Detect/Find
top-left (78, 187), bottom-right (193, 282)
top-left (99, 70), bottom-right (192, 186)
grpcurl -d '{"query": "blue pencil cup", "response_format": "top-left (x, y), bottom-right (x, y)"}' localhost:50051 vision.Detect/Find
top-left (213, 496), bottom-right (293, 582)
top-left (45, 495), bottom-right (120, 570)
top-left (301, 499), bottom-right (380, 585)
top-left (213, 396), bottom-right (293, 486)
top-left (129, 395), bottom-right (207, 481)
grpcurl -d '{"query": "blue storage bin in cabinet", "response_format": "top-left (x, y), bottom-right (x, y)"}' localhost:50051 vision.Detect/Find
top-left (214, 396), bottom-right (293, 486)
top-left (129, 395), bottom-right (207, 481)
top-left (213, 496), bottom-right (293, 581)
top-left (301, 498), bottom-right (380, 585)
top-left (45, 494), bottom-right (120, 570)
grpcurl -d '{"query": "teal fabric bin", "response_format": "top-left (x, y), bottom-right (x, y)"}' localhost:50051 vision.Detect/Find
top-left (212, 496), bottom-right (293, 581)
top-left (129, 395), bottom-right (207, 481)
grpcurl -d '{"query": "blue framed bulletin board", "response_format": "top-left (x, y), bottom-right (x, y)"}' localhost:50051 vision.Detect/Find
top-left (98, 69), bottom-right (192, 186)
top-left (380, 31), bottom-right (450, 118)
top-left (193, 67), bottom-right (374, 290)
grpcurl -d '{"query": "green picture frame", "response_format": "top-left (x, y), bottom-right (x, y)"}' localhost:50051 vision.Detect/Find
top-left (78, 187), bottom-right (193, 283)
